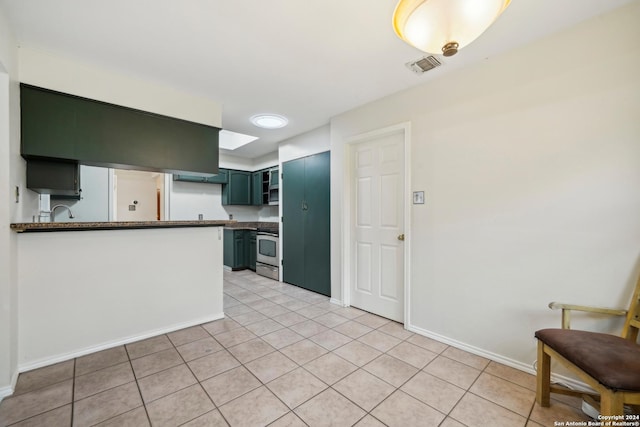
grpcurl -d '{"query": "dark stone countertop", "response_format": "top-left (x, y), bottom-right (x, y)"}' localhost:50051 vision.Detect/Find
top-left (224, 221), bottom-right (279, 233)
top-left (10, 220), bottom-right (233, 233)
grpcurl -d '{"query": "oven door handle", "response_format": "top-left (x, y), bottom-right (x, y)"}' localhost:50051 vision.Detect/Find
top-left (257, 232), bottom-right (278, 237)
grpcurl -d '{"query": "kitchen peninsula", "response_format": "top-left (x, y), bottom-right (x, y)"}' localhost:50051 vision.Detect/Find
top-left (11, 220), bottom-right (229, 371)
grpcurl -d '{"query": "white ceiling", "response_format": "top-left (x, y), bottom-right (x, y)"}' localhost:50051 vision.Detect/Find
top-left (0, 0), bottom-right (635, 158)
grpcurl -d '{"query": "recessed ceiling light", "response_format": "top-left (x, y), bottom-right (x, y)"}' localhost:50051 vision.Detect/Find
top-left (250, 114), bottom-right (288, 129)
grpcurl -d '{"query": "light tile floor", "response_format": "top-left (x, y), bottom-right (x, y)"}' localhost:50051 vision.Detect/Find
top-left (0, 270), bottom-right (592, 426)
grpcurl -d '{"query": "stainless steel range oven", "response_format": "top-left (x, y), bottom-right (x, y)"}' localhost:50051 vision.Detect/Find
top-left (256, 231), bottom-right (279, 280)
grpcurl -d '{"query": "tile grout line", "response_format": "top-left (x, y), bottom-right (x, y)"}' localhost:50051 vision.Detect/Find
top-left (167, 331), bottom-right (232, 427)
top-left (124, 337), bottom-right (154, 427)
top-left (4, 272), bottom-right (567, 426)
top-left (70, 358), bottom-right (76, 426)
top-left (226, 275), bottom-right (459, 424)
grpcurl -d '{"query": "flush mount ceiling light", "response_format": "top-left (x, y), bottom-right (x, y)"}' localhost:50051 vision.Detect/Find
top-left (393, 0), bottom-right (511, 57)
top-left (250, 114), bottom-right (288, 129)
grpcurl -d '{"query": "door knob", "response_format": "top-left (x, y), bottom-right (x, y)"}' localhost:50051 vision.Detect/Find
top-left (397, 234), bottom-right (405, 241)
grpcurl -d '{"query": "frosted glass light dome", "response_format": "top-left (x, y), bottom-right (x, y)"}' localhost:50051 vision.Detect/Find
top-left (250, 114), bottom-right (288, 129)
top-left (393, 0), bottom-right (511, 56)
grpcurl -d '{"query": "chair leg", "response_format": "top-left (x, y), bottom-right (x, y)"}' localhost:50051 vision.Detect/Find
top-left (536, 340), bottom-right (551, 407)
top-left (600, 391), bottom-right (624, 416)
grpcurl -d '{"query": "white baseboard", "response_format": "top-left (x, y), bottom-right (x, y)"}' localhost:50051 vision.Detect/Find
top-left (407, 323), bottom-right (593, 393)
top-left (0, 371), bottom-right (20, 402)
top-left (0, 385), bottom-right (12, 401)
top-left (330, 298), bottom-right (344, 307)
top-left (18, 312), bottom-right (225, 373)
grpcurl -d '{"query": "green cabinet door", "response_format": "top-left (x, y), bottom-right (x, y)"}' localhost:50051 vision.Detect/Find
top-left (223, 229), bottom-right (235, 268)
top-left (282, 157), bottom-right (307, 289)
top-left (224, 229), bottom-right (251, 270)
top-left (252, 171), bottom-right (263, 206)
top-left (222, 170), bottom-right (251, 205)
top-left (20, 85), bottom-right (78, 160)
top-left (234, 232), bottom-right (247, 268)
top-left (21, 84), bottom-right (220, 174)
top-left (249, 231), bottom-right (257, 271)
top-left (206, 169), bottom-right (228, 184)
top-left (302, 152), bottom-right (331, 296)
top-left (282, 151), bottom-right (330, 296)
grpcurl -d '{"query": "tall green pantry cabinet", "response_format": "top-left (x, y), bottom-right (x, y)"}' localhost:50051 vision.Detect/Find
top-left (282, 151), bottom-right (330, 296)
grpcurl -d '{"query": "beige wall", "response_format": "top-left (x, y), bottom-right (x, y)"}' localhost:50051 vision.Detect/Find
top-left (0, 27), bottom-right (224, 399)
top-left (0, 5), bottom-right (34, 398)
top-left (17, 227), bottom-right (224, 369)
top-left (19, 47), bottom-right (222, 128)
top-left (330, 2), bottom-right (640, 378)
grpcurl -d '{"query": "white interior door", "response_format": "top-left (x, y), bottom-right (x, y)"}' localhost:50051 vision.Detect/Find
top-left (350, 130), bottom-right (405, 322)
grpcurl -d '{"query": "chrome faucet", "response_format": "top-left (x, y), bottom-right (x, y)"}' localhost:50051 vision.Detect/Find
top-left (50, 204), bottom-right (75, 222)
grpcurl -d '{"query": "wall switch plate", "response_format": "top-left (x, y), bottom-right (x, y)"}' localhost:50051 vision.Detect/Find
top-left (413, 191), bottom-right (425, 204)
top-left (15, 186), bottom-right (19, 203)
top-left (128, 205), bottom-right (136, 211)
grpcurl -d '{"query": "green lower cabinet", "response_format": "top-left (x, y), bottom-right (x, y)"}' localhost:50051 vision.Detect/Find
top-left (224, 229), bottom-right (247, 270)
top-left (249, 231), bottom-right (257, 271)
top-left (224, 229), bottom-right (257, 271)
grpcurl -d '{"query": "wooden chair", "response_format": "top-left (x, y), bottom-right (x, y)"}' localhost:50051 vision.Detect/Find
top-left (535, 273), bottom-right (640, 416)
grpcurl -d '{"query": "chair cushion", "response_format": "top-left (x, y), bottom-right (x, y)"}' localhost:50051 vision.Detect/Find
top-left (535, 328), bottom-right (640, 391)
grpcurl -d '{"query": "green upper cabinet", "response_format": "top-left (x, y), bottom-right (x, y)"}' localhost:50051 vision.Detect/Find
top-left (270, 168), bottom-right (279, 187)
top-left (206, 169), bottom-right (229, 184)
top-left (252, 171), bottom-right (263, 206)
top-left (174, 166), bottom-right (277, 206)
top-left (20, 84), bottom-right (220, 174)
top-left (173, 169), bottom-right (228, 184)
top-left (222, 170), bottom-right (251, 205)
top-left (20, 86), bottom-right (77, 160)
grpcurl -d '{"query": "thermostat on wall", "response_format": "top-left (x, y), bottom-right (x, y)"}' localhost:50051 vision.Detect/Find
top-left (413, 191), bottom-right (425, 204)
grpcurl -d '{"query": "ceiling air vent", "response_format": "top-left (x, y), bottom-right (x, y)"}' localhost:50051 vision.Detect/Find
top-left (406, 55), bottom-right (442, 74)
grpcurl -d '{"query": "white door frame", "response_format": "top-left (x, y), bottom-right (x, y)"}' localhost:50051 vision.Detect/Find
top-left (341, 122), bottom-right (412, 326)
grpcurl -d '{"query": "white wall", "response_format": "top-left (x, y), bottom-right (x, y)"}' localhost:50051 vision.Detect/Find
top-left (19, 47), bottom-right (221, 128)
top-left (0, 4), bottom-right (36, 399)
top-left (219, 151), bottom-right (279, 171)
top-left (167, 179), bottom-right (279, 222)
top-left (168, 179), bottom-right (227, 221)
top-left (167, 153), bottom-right (281, 222)
top-left (49, 166), bottom-right (110, 223)
top-left (330, 2), bottom-right (640, 375)
top-left (17, 227), bottom-right (224, 369)
top-left (279, 124), bottom-right (330, 164)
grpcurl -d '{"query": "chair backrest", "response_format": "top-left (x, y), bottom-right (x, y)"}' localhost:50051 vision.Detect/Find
top-left (622, 272), bottom-right (640, 342)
